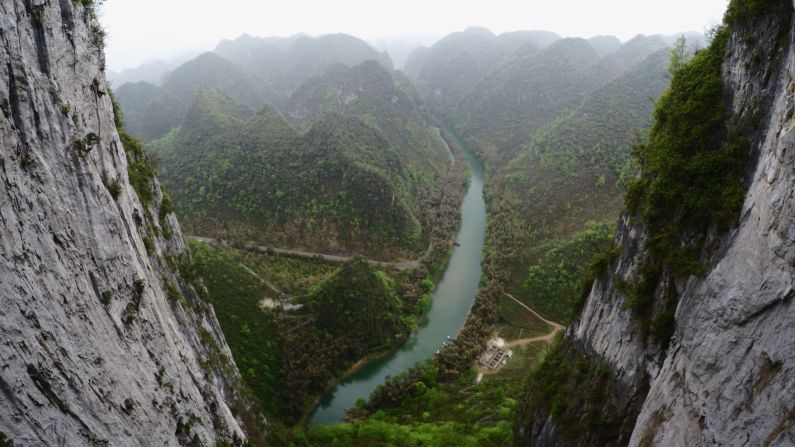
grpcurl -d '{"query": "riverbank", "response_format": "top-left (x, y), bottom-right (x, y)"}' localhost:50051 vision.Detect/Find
top-left (298, 348), bottom-right (394, 426)
top-left (308, 127), bottom-right (487, 425)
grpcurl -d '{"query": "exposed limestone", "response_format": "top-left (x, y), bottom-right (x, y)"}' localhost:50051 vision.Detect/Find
top-left (516, 3), bottom-right (795, 446)
top-left (0, 1), bottom-right (246, 445)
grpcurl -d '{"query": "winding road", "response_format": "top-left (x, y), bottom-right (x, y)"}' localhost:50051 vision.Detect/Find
top-left (501, 291), bottom-right (565, 347)
top-left (189, 128), bottom-right (458, 272)
top-left (238, 262), bottom-right (282, 295)
top-left (189, 235), bottom-right (430, 271)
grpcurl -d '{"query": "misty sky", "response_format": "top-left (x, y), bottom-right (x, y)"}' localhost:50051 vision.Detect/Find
top-left (100, 0), bottom-right (729, 71)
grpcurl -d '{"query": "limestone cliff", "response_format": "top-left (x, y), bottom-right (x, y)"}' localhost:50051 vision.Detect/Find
top-left (0, 1), bottom-right (248, 445)
top-left (515, 1), bottom-right (795, 445)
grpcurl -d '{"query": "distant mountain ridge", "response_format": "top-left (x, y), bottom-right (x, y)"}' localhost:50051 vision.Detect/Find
top-left (115, 33), bottom-right (393, 142)
top-left (146, 61), bottom-right (448, 259)
top-left (214, 33), bottom-right (393, 96)
top-left (404, 27), bottom-right (562, 116)
top-left (115, 51), bottom-right (276, 141)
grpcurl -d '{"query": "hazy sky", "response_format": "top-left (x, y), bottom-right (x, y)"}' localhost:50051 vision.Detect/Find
top-left (100, 0), bottom-right (729, 71)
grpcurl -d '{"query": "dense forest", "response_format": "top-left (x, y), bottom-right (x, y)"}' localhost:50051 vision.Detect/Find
top-left (402, 28), bottom-right (676, 310)
top-left (112, 21), bottom-right (701, 446)
top-left (125, 60), bottom-right (452, 259)
top-left (3, 0), bottom-right (785, 445)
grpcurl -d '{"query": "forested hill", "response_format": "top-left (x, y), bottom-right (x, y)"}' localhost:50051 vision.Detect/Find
top-left (215, 33), bottom-right (393, 95)
top-left (115, 33), bottom-right (391, 143)
top-left (115, 51), bottom-right (276, 141)
top-left (454, 37), bottom-right (603, 160)
top-left (495, 48), bottom-right (671, 311)
top-left (453, 35), bottom-right (669, 161)
top-left (147, 61), bottom-right (449, 260)
top-left (402, 28), bottom-right (675, 313)
top-left (284, 60), bottom-right (449, 177)
top-left (404, 27), bottom-right (561, 116)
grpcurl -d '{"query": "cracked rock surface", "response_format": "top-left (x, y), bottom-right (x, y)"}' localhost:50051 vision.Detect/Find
top-left (517, 4), bottom-right (795, 446)
top-left (0, 1), bottom-right (246, 445)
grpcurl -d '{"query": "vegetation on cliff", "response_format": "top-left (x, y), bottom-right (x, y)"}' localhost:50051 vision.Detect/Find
top-left (620, 0), bottom-right (792, 344)
top-left (514, 2), bottom-right (793, 445)
top-left (521, 222), bottom-right (615, 321)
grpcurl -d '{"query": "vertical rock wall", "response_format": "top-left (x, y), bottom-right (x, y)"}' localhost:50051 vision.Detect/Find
top-left (515, 2), bottom-right (795, 446)
top-left (0, 1), bottom-right (247, 445)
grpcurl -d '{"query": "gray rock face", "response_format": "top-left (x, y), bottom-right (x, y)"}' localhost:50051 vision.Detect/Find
top-left (0, 1), bottom-right (246, 445)
top-left (630, 14), bottom-right (795, 446)
top-left (518, 4), bottom-right (795, 446)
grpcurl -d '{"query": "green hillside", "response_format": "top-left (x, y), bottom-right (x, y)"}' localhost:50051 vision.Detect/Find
top-left (279, 258), bottom-right (413, 416)
top-left (150, 63), bottom-right (448, 259)
top-left (215, 33), bottom-right (393, 96)
top-left (487, 48), bottom-right (670, 295)
top-left (503, 48), bottom-right (670, 235)
top-left (284, 60), bottom-right (449, 177)
top-left (404, 27), bottom-right (560, 117)
top-left (115, 52), bottom-right (275, 141)
top-left (452, 38), bottom-right (602, 161)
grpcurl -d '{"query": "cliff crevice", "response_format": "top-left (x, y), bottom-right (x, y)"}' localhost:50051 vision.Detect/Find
top-left (515, 1), bottom-right (795, 445)
top-left (0, 1), bottom-right (249, 445)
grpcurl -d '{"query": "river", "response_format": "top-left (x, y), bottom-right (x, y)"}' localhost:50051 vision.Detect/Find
top-left (309, 134), bottom-right (487, 425)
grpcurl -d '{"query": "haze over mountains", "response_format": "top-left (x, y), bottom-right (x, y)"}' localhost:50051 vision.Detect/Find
top-left (114, 27), bottom-right (679, 264)
top-left (112, 24), bottom-right (684, 326)
top-left (9, 0), bottom-right (789, 445)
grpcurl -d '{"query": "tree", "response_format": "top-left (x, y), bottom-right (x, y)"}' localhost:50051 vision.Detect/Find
top-left (668, 35), bottom-right (689, 75)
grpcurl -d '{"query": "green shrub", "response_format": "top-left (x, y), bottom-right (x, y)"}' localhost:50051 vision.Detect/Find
top-left (72, 139), bottom-right (88, 153)
top-left (122, 302), bottom-right (137, 325)
top-left (164, 281), bottom-right (185, 306)
top-left (0, 431), bottom-right (14, 447)
top-left (142, 236), bottom-right (155, 256)
top-left (121, 129), bottom-right (157, 208)
top-left (100, 290), bottom-right (113, 306)
top-left (133, 279), bottom-right (146, 297)
top-left (85, 132), bottom-right (101, 146)
top-left (102, 173), bottom-right (122, 200)
top-left (110, 91), bottom-right (158, 208)
top-left (158, 191), bottom-right (174, 238)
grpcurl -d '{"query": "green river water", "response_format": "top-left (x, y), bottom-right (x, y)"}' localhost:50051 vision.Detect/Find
top-left (310, 139), bottom-right (487, 425)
